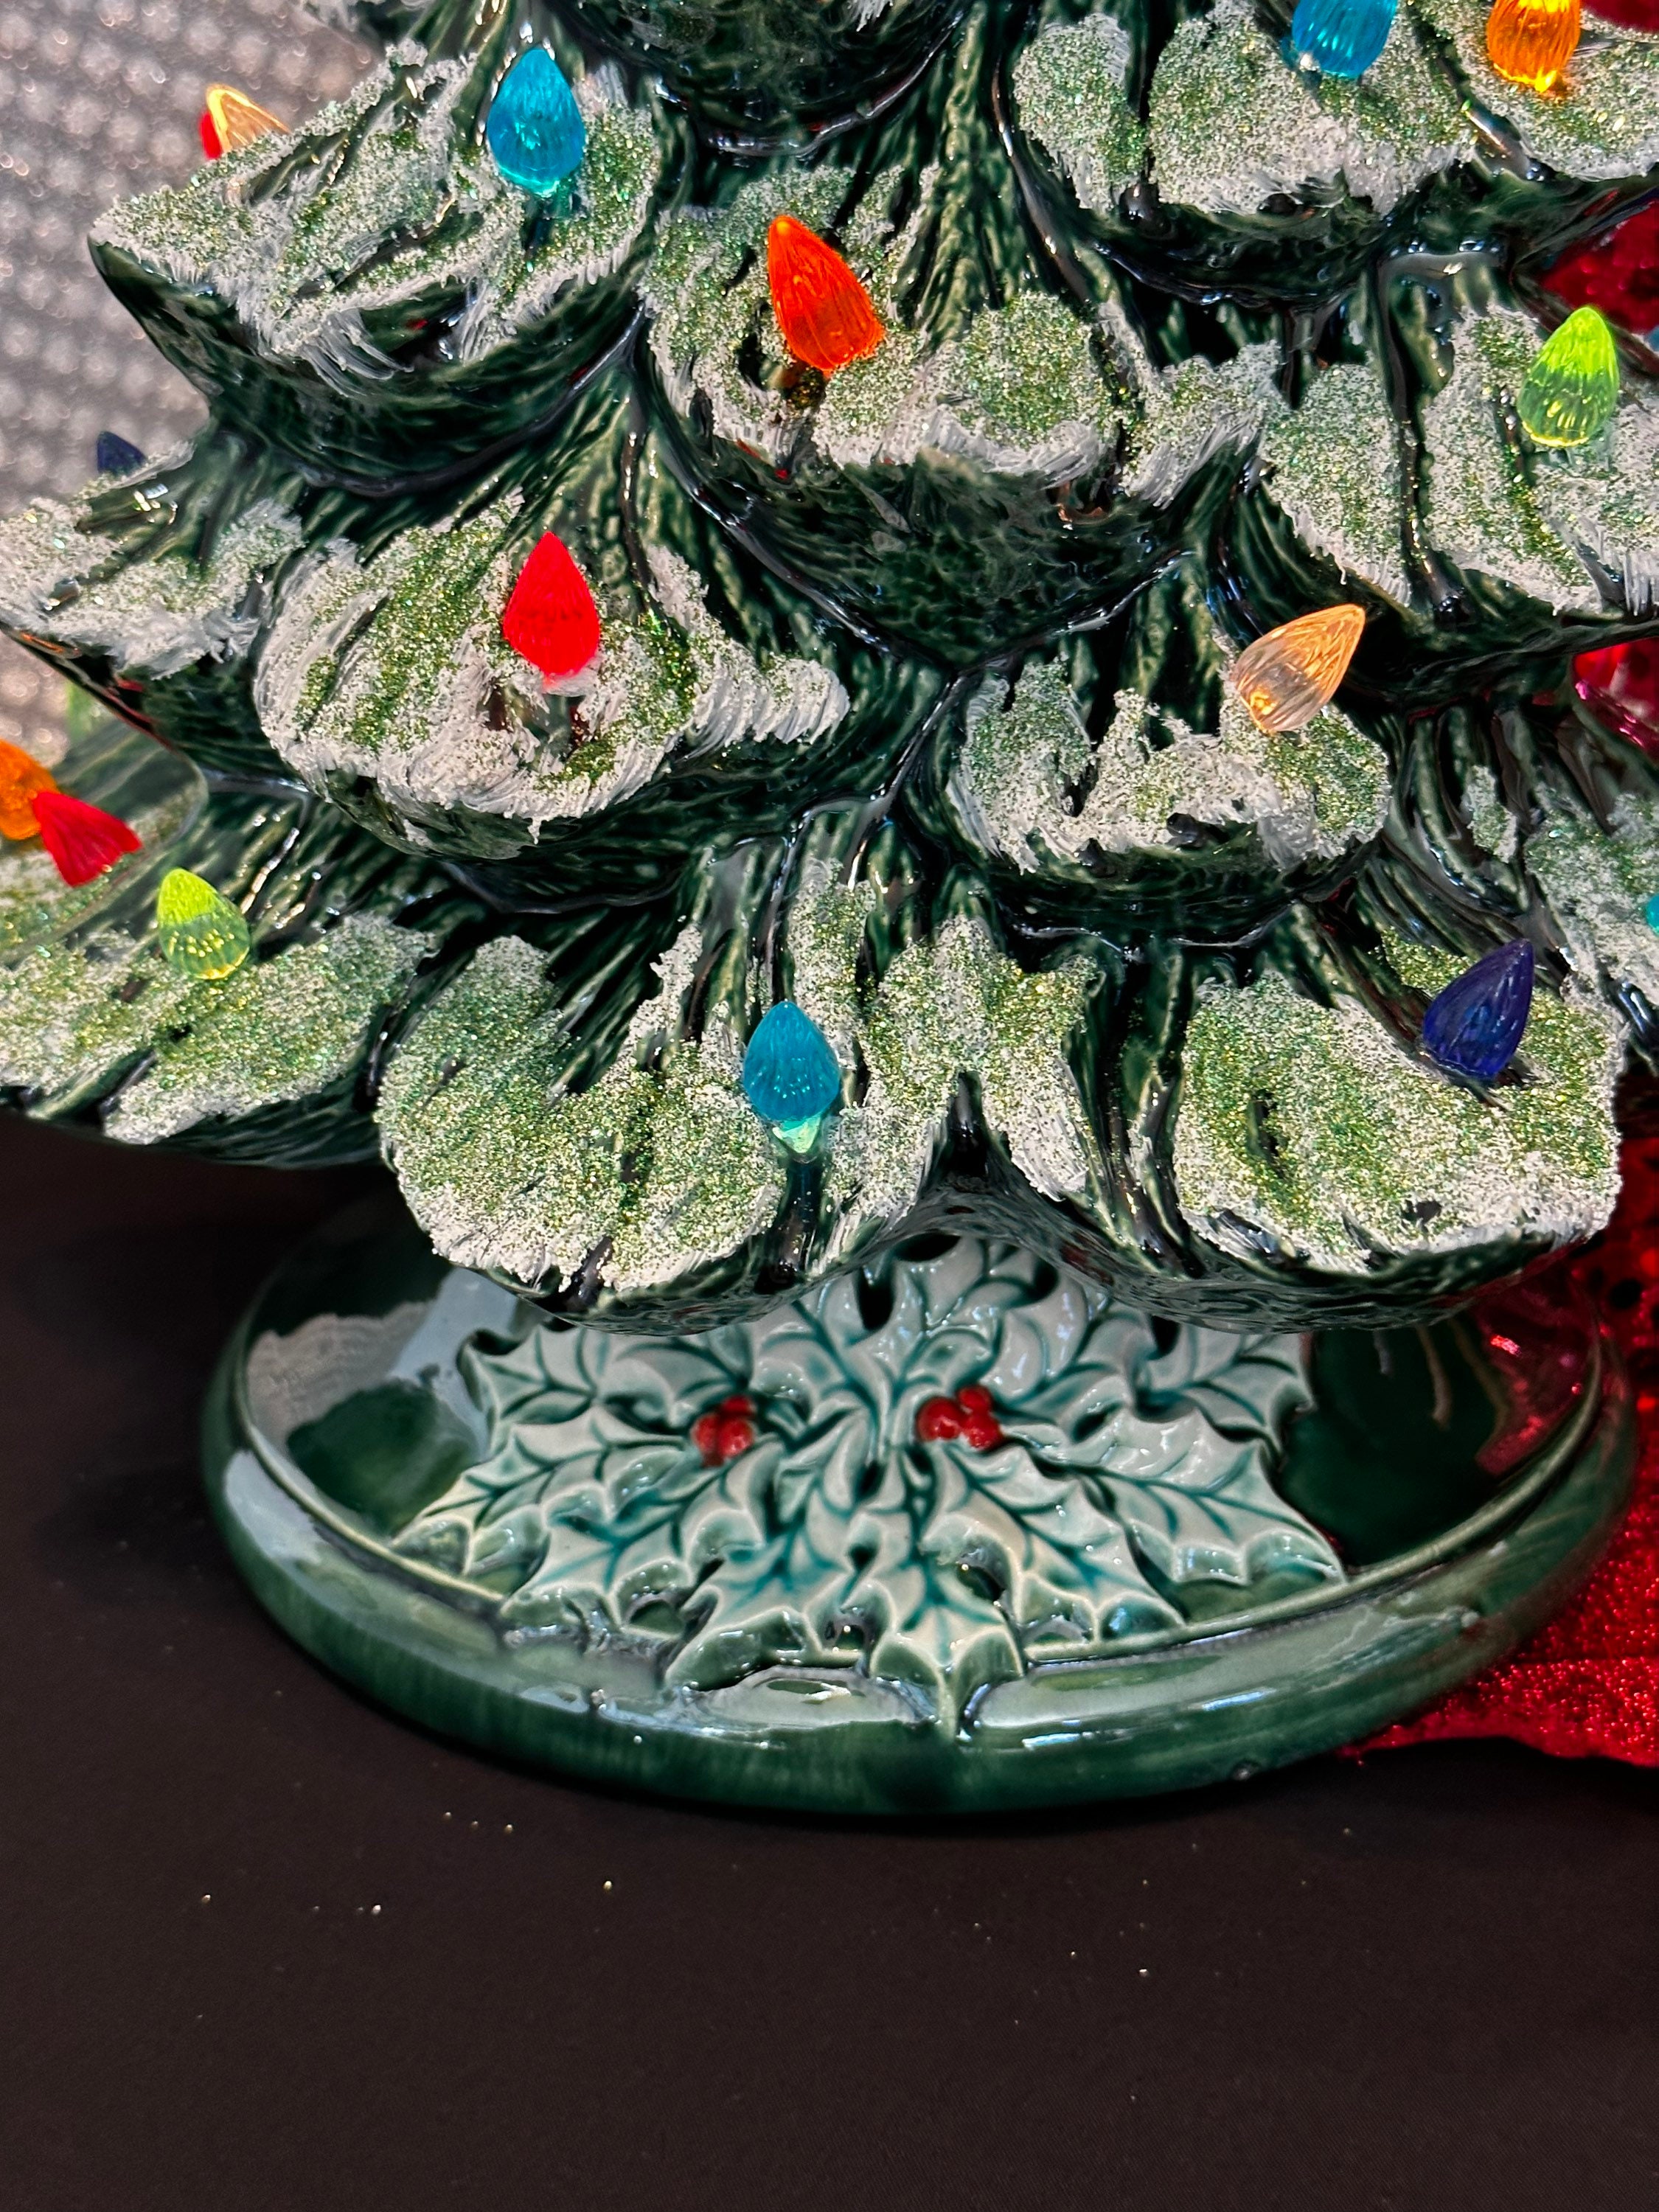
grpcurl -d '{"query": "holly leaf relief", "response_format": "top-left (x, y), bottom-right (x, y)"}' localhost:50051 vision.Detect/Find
top-left (394, 1241), bottom-right (1341, 1721)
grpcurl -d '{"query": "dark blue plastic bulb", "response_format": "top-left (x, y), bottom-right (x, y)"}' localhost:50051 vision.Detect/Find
top-left (486, 47), bottom-right (586, 196)
top-left (1286, 0), bottom-right (1397, 77)
top-left (1421, 940), bottom-right (1534, 1082)
top-left (95, 431), bottom-right (147, 476)
top-left (742, 1001), bottom-right (841, 1131)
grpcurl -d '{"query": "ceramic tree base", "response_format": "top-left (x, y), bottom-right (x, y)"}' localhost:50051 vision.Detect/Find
top-left (204, 1197), bottom-right (1634, 1814)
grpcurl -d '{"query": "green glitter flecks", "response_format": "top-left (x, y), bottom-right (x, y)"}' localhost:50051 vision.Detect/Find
top-left (1415, 0), bottom-right (1659, 182)
top-left (379, 937), bottom-right (579, 1285)
top-left (1121, 337), bottom-right (1281, 507)
top-left (953, 665), bottom-right (1388, 875)
top-left (646, 168), bottom-right (1129, 484)
top-left (1528, 794), bottom-right (1659, 1015)
top-left (380, 936), bottom-right (786, 1295)
top-left (1259, 361), bottom-right (1410, 604)
top-left (953, 292), bottom-right (1115, 453)
top-left (953, 663), bottom-right (1091, 874)
top-left (784, 872), bottom-right (879, 1070)
top-left (0, 940), bottom-right (198, 1111)
top-left (97, 53), bottom-right (658, 372)
top-left (0, 915), bottom-right (423, 1141)
top-left (824, 917), bottom-right (1099, 1263)
top-left (1534, 395), bottom-right (1659, 619)
top-left (815, 291), bottom-right (1121, 480)
top-left (0, 495), bottom-right (303, 679)
top-left (1172, 967), bottom-right (1621, 1276)
top-left (106, 917), bottom-right (427, 1144)
top-left (459, 99), bottom-right (661, 358)
top-left (643, 174), bottom-right (846, 463)
top-left (1012, 15), bottom-right (1147, 217)
top-left (1147, 0), bottom-right (1469, 220)
top-left (260, 513), bottom-right (846, 830)
top-left (1420, 309), bottom-right (1599, 613)
top-left (257, 506), bottom-right (524, 806)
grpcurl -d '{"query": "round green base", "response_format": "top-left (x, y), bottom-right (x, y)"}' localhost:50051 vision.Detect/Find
top-left (203, 1206), bottom-right (1635, 1814)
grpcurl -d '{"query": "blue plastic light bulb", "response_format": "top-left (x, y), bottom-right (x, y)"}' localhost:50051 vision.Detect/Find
top-left (742, 1001), bottom-right (841, 1144)
top-left (1421, 940), bottom-right (1534, 1082)
top-left (1646, 893), bottom-right (1659, 933)
top-left (486, 47), bottom-right (586, 196)
top-left (95, 431), bottom-right (146, 476)
top-left (1285, 0), bottom-right (1398, 77)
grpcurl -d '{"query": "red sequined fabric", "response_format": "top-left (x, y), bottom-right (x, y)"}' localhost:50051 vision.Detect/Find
top-left (1582, 0), bottom-right (1659, 29)
top-left (1573, 636), bottom-right (1659, 757)
top-left (1366, 1134), bottom-right (1659, 1764)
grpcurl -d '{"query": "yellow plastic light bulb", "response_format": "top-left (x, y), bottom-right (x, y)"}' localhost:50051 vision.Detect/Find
top-left (1485, 0), bottom-right (1580, 94)
top-left (1230, 605), bottom-right (1366, 734)
top-left (155, 868), bottom-right (251, 981)
top-left (204, 83), bottom-right (288, 154)
top-left (1519, 305), bottom-right (1620, 448)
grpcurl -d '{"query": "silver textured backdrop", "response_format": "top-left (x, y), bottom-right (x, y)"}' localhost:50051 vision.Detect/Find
top-left (0, 0), bottom-right (371, 758)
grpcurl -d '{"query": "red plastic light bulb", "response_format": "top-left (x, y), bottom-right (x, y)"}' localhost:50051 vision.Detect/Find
top-left (501, 534), bottom-right (601, 682)
top-left (1574, 636), bottom-right (1659, 756)
top-left (198, 109), bottom-right (223, 159)
top-left (766, 215), bottom-right (886, 380)
top-left (32, 790), bottom-right (141, 886)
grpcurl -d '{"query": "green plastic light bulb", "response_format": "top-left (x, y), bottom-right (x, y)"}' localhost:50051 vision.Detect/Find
top-left (156, 867), bottom-right (251, 980)
top-left (1519, 307), bottom-right (1620, 449)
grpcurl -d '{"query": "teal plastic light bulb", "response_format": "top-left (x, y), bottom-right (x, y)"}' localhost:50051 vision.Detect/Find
top-left (741, 1001), bottom-right (841, 1147)
top-left (1286, 0), bottom-right (1397, 77)
top-left (485, 48), bottom-right (585, 196)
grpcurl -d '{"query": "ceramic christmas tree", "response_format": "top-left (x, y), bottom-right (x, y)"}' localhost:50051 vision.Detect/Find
top-left (2, 0), bottom-right (1658, 1809)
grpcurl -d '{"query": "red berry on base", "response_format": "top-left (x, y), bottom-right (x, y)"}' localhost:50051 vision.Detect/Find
top-left (956, 1384), bottom-right (993, 1415)
top-left (692, 1412), bottom-right (723, 1465)
top-left (32, 790), bottom-right (141, 886)
top-left (961, 1410), bottom-right (1003, 1450)
top-left (694, 1404), bottom-right (757, 1464)
top-left (916, 1396), bottom-right (964, 1442)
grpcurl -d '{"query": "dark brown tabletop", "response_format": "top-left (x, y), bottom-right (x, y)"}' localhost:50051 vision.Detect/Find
top-left (3, 5), bottom-right (1657, 2202)
top-left (0, 1107), bottom-right (1655, 2211)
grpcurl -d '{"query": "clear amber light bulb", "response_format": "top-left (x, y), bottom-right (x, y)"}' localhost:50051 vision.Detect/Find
top-left (1230, 605), bottom-right (1366, 734)
top-left (1486, 0), bottom-right (1581, 94)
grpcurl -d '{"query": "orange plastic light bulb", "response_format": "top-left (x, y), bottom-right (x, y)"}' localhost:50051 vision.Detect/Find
top-left (501, 533), bottom-right (602, 681)
top-left (201, 83), bottom-right (287, 157)
top-left (1486, 0), bottom-right (1580, 93)
top-left (0, 739), bottom-right (57, 841)
top-left (31, 790), bottom-right (141, 887)
top-left (1231, 605), bottom-right (1366, 734)
top-left (766, 215), bottom-right (885, 379)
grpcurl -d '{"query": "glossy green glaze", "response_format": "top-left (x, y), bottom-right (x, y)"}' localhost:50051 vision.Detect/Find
top-left (7, 0), bottom-right (1659, 1802)
top-left (203, 1200), bottom-right (1632, 1812)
